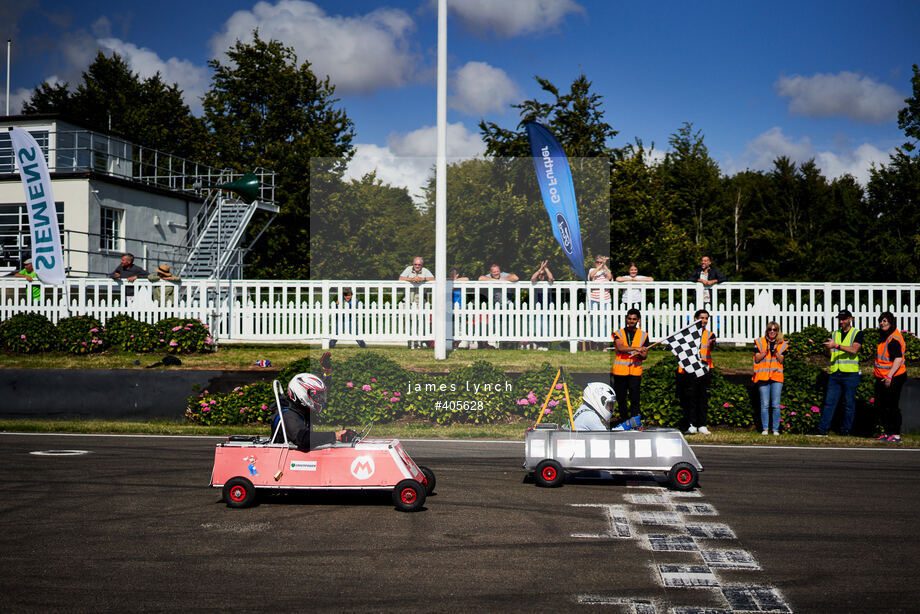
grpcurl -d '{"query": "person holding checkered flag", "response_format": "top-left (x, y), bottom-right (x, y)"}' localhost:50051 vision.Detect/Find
top-left (662, 309), bottom-right (717, 435)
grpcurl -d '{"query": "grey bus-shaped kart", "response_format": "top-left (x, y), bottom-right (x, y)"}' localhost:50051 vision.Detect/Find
top-left (523, 424), bottom-right (703, 490)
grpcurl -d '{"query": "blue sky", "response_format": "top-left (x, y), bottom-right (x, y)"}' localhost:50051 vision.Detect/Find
top-left (3, 0), bottom-right (918, 198)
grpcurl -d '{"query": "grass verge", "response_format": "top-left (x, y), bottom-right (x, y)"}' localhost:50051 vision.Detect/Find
top-left (1, 419), bottom-right (915, 447)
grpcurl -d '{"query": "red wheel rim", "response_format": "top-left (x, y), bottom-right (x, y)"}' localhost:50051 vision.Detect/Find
top-left (676, 469), bottom-right (692, 485)
top-left (542, 466), bottom-right (556, 481)
top-left (229, 485), bottom-right (247, 502)
top-left (401, 488), bottom-right (416, 504)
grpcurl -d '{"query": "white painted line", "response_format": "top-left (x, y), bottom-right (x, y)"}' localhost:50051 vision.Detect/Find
top-left (570, 504), bottom-right (632, 539)
top-left (673, 503), bottom-right (718, 516)
top-left (575, 595), bottom-right (657, 612)
top-left (684, 524), bottom-right (737, 539)
top-left (638, 511), bottom-right (683, 526)
top-left (29, 449), bottom-right (90, 456)
top-left (646, 534), bottom-right (699, 552)
top-left (721, 585), bottom-right (791, 612)
top-left (626, 493), bottom-right (669, 505)
top-left (666, 490), bottom-right (702, 498)
top-left (657, 564), bottom-right (719, 588)
top-left (700, 550), bottom-right (761, 570)
top-left (690, 443), bottom-right (918, 452)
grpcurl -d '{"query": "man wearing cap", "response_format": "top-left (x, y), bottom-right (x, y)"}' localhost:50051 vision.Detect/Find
top-left (13, 258), bottom-right (40, 302)
top-left (810, 309), bottom-right (863, 436)
top-left (148, 264), bottom-right (181, 304)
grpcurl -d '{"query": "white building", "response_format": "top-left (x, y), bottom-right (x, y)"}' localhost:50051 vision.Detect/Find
top-left (0, 115), bottom-right (277, 278)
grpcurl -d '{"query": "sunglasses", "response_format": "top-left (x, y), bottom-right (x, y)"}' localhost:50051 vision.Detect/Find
top-left (767, 328), bottom-right (778, 332)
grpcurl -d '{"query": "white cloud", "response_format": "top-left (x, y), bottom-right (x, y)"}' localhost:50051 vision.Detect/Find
top-left (210, 0), bottom-right (417, 94)
top-left (346, 122), bottom-right (486, 203)
top-left (97, 38), bottom-right (210, 113)
top-left (8, 87), bottom-right (33, 115)
top-left (774, 71), bottom-right (903, 123)
top-left (729, 126), bottom-right (891, 185)
top-left (448, 0), bottom-right (584, 36)
top-left (449, 61), bottom-right (521, 115)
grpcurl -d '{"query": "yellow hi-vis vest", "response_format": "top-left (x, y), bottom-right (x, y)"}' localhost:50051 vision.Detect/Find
top-left (752, 337), bottom-right (788, 383)
top-left (829, 328), bottom-right (860, 373)
top-left (612, 327), bottom-right (647, 376)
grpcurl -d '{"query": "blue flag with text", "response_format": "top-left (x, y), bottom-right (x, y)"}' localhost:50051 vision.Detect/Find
top-left (525, 121), bottom-right (585, 280)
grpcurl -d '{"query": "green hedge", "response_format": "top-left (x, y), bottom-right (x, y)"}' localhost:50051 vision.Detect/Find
top-left (56, 315), bottom-right (108, 354)
top-left (0, 313), bottom-right (58, 353)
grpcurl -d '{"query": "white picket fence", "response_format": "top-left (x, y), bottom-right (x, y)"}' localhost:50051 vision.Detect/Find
top-left (2, 278), bottom-right (918, 350)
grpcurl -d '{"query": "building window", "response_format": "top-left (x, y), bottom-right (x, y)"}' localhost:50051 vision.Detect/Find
top-left (100, 206), bottom-right (123, 252)
top-left (0, 202), bottom-right (64, 268)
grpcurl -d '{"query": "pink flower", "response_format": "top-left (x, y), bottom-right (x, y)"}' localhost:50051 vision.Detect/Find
top-left (90, 328), bottom-right (98, 333)
top-left (371, 378), bottom-right (377, 383)
top-left (780, 405), bottom-right (786, 409)
top-left (543, 408), bottom-right (553, 415)
top-left (516, 399), bottom-right (527, 405)
top-left (548, 400), bottom-right (558, 407)
top-left (790, 411), bottom-right (797, 416)
top-left (205, 337), bottom-right (213, 344)
top-left (810, 406), bottom-right (820, 413)
top-left (555, 383), bottom-right (563, 389)
top-left (209, 400), bottom-right (216, 405)
top-left (869, 398), bottom-right (875, 404)
top-left (159, 339), bottom-right (165, 342)
top-left (239, 409), bottom-right (245, 413)
top-left (362, 384), bottom-right (372, 391)
top-left (203, 407), bottom-right (210, 412)
top-left (395, 391), bottom-right (401, 396)
top-left (130, 334), bottom-right (134, 338)
top-left (389, 397), bottom-right (398, 402)
top-left (260, 404), bottom-right (268, 410)
top-left (169, 340), bottom-right (178, 347)
top-left (346, 382), bottom-right (354, 387)
top-left (20, 334), bottom-right (25, 339)
top-left (172, 326), bottom-right (182, 332)
top-left (81, 342), bottom-right (87, 346)
top-left (723, 402), bottom-right (731, 408)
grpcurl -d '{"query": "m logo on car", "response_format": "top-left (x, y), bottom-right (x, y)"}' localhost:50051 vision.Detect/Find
top-left (350, 456), bottom-right (375, 480)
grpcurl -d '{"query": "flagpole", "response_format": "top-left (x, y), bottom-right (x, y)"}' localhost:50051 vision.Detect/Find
top-left (433, 0), bottom-right (447, 360)
top-left (5, 40), bottom-right (11, 116)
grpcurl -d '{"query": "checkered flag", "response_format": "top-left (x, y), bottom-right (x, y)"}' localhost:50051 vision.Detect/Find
top-left (661, 320), bottom-right (707, 377)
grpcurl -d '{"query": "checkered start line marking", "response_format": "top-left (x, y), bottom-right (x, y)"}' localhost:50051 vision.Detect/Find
top-left (571, 486), bottom-right (792, 612)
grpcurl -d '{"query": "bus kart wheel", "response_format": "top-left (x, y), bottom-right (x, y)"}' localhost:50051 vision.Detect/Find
top-left (668, 462), bottom-right (699, 491)
top-left (535, 460), bottom-right (565, 488)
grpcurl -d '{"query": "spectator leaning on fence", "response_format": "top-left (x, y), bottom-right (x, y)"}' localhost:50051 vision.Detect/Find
top-left (615, 262), bottom-right (653, 306)
top-left (678, 309), bottom-right (715, 435)
top-left (399, 257), bottom-right (434, 349)
top-left (147, 264), bottom-right (181, 304)
top-left (686, 255), bottom-right (725, 304)
top-left (611, 308), bottom-right (649, 422)
top-left (752, 321), bottom-right (787, 435)
top-left (809, 309), bottom-right (863, 437)
top-left (329, 288), bottom-right (366, 349)
top-left (873, 311), bottom-right (905, 443)
top-left (13, 257), bottom-right (40, 301)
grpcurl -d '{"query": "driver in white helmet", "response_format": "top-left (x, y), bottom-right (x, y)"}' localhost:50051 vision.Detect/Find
top-left (572, 382), bottom-right (617, 430)
top-left (271, 352), bottom-right (355, 449)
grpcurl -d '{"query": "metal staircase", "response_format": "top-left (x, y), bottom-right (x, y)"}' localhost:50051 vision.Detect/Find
top-left (178, 170), bottom-right (278, 279)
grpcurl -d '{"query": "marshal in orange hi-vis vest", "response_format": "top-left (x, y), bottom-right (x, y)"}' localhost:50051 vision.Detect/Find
top-left (873, 329), bottom-right (907, 379)
top-left (678, 330), bottom-right (713, 374)
top-left (752, 337), bottom-right (788, 383)
top-left (612, 327), bottom-right (648, 376)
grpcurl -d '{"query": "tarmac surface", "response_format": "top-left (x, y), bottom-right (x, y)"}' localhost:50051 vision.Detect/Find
top-left (1, 433), bottom-right (918, 613)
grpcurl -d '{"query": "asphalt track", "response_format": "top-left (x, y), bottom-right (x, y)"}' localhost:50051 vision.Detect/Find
top-left (1, 434), bottom-right (918, 613)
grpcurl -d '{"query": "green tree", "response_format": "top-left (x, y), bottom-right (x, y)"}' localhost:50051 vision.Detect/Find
top-left (658, 123), bottom-right (723, 250)
top-left (22, 52), bottom-right (205, 159)
top-left (202, 32), bottom-right (355, 278)
top-left (863, 64), bottom-right (920, 282)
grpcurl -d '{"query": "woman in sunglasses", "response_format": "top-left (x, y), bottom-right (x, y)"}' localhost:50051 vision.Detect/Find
top-left (752, 322), bottom-right (787, 435)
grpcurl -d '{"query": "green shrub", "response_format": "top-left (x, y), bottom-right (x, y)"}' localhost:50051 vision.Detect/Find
top-left (0, 312), bottom-right (58, 353)
top-left (56, 315), bottom-right (108, 354)
top-left (512, 362), bottom-right (574, 423)
top-left (154, 318), bottom-right (214, 354)
top-left (186, 382), bottom-right (274, 426)
top-left (105, 314), bottom-right (159, 352)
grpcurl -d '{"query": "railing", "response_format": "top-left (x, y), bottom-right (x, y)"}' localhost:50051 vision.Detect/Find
top-left (2, 279), bottom-right (918, 350)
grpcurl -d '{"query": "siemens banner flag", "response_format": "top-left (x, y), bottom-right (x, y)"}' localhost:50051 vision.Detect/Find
top-left (9, 128), bottom-right (65, 286)
top-left (525, 122), bottom-right (585, 280)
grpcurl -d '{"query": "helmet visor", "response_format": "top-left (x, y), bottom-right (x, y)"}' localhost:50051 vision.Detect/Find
top-left (309, 387), bottom-right (328, 413)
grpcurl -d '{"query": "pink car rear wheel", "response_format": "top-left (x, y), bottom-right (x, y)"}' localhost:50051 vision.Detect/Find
top-left (223, 476), bottom-right (256, 508)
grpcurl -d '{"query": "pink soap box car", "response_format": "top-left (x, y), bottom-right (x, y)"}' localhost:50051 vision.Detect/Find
top-left (210, 382), bottom-right (435, 512)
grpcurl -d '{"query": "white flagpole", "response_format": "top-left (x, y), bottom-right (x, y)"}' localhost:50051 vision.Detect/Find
top-left (434, 0), bottom-right (447, 360)
top-left (5, 39), bottom-right (10, 116)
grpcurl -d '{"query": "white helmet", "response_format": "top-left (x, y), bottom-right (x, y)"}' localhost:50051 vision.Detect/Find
top-left (582, 382), bottom-right (616, 423)
top-left (287, 373), bottom-right (328, 414)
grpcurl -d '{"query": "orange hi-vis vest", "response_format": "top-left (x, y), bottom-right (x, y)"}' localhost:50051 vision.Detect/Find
top-left (679, 329), bottom-right (713, 374)
top-left (752, 337), bottom-right (788, 383)
top-left (612, 327), bottom-right (648, 376)
top-left (874, 329), bottom-right (907, 379)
